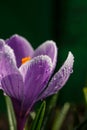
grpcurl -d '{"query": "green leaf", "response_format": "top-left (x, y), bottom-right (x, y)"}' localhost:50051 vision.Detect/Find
top-left (5, 96), bottom-right (17, 130)
top-left (52, 102), bottom-right (70, 130)
top-left (31, 101), bottom-right (46, 130)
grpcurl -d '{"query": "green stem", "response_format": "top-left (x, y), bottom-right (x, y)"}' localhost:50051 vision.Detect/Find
top-left (16, 117), bottom-right (26, 130)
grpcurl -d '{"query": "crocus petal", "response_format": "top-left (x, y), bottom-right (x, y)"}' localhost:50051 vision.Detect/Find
top-left (0, 39), bottom-right (17, 78)
top-left (6, 34), bottom-right (34, 67)
top-left (1, 74), bottom-right (24, 100)
top-left (38, 52), bottom-right (74, 99)
top-left (33, 41), bottom-right (57, 69)
top-left (19, 55), bottom-right (52, 115)
top-left (0, 39), bottom-right (24, 100)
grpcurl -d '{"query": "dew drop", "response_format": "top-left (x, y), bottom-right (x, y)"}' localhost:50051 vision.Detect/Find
top-left (70, 69), bottom-right (73, 73)
top-left (0, 74), bottom-right (2, 78)
top-left (53, 77), bottom-right (56, 81)
top-left (55, 86), bottom-right (58, 89)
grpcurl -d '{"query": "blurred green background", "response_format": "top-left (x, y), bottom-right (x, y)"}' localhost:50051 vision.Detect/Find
top-left (0, 0), bottom-right (87, 114)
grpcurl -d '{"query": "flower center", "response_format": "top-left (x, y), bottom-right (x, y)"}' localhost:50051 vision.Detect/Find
top-left (22, 56), bottom-right (31, 64)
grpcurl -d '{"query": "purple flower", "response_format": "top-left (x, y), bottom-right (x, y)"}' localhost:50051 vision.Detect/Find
top-left (0, 34), bottom-right (74, 130)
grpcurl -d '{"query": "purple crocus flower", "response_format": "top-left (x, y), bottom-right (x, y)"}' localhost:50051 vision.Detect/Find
top-left (0, 34), bottom-right (74, 130)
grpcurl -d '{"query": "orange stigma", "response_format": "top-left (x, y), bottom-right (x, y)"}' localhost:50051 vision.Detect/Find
top-left (22, 56), bottom-right (31, 64)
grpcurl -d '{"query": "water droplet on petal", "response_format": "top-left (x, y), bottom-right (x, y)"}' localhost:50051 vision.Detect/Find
top-left (54, 86), bottom-right (58, 92)
top-left (70, 69), bottom-right (73, 73)
top-left (53, 77), bottom-right (56, 81)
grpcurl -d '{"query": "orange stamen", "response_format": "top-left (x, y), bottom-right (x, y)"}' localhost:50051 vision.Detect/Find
top-left (22, 56), bottom-right (31, 64)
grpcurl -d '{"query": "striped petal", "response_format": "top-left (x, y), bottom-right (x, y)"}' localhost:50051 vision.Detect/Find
top-left (1, 74), bottom-right (24, 100)
top-left (19, 55), bottom-right (52, 115)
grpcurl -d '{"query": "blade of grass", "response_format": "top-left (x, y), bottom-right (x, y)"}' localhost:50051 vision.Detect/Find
top-left (5, 96), bottom-right (17, 130)
top-left (52, 102), bottom-right (70, 130)
top-left (31, 101), bottom-right (46, 130)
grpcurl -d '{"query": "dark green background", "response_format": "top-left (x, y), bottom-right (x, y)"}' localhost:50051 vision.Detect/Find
top-left (0, 0), bottom-right (87, 113)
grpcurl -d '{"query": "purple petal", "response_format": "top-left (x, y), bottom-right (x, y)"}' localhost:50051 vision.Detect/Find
top-left (19, 55), bottom-right (52, 115)
top-left (0, 39), bottom-right (17, 78)
top-left (38, 52), bottom-right (74, 99)
top-left (33, 41), bottom-right (57, 69)
top-left (6, 34), bottom-right (34, 67)
top-left (1, 74), bottom-right (24, 100)
top-left (0, 39), bottom-right (24, 100)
